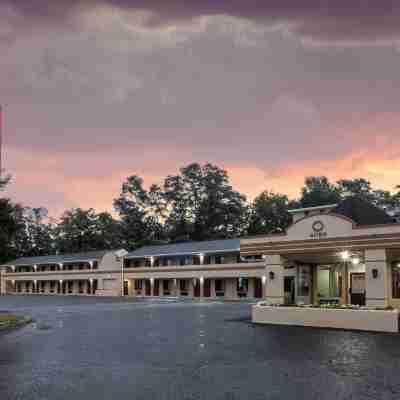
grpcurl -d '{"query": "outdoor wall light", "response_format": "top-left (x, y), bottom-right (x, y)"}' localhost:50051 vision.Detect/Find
top-left (351, 257), bottom-right (360, 266)
top-left (340, 250), bottom-right (350, 261)
top-left (372, 268), bottom-right (379, 279)
top-left (262, 275), bottom-right (267, 284)
top-left (269, 271), bottom-right (275, 280)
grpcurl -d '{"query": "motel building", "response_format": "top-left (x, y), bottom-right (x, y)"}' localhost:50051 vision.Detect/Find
top-left (2, 197), bottom-right (400, 332)
top-left (0, 240), bottom-right (266, 301)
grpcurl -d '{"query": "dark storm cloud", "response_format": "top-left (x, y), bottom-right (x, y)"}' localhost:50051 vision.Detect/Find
top-left (5, 0), bottom-right (400, 42)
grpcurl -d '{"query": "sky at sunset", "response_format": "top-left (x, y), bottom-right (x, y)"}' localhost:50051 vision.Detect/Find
top-left (1, 1), bottom-right (400, 217)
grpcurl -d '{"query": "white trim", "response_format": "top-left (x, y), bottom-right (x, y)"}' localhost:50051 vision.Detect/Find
top-left (288, 204), bottom-right (338, 214)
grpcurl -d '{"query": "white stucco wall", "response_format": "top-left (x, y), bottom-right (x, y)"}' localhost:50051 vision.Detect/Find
top-left (252, 305), bottom-right (399, 333)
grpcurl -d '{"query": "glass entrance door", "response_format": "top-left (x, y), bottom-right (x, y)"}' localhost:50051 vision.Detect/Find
top-left (284, 277), bottom-right (295, 305)
top-left (350, 273), bottom-right (366, 306)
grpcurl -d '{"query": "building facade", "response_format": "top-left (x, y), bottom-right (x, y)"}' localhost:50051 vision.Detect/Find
top-left (2, 197), bottom-right (400, 308)
top-left (0, 240), bottom-right (266, 300)
top-left (0, 250), bottom-right (123, 297)
top-left (242, 198), bottom-right (400, 308)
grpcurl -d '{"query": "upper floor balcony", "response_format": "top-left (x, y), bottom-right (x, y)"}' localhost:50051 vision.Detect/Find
top-left (5, 261), bottom-right (98, 274)
top-left (124, 254), bottom-right (264, 270)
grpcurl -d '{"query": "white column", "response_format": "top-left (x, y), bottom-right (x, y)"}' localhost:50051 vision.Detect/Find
top-left (0, 269), bottom-right (5, 295)
top-left (365, 249), bottom-right (388, 308)
top-left (265, 255), bottom-right (285, 305)
top-left (248, 278), bottom-right (255, 299)
top-left (188, 279), bottom-right (194, 297)
top-left (262, 275), bottom-right (267, 298)
top-left (150, 278), bottom-right (154, 297)
top-left (200, 277), bottom-right (204, 298)
top-left (210, 279), bottom-right (216, 298)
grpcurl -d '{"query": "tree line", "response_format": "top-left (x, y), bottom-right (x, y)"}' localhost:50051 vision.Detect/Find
top-left (1, 163), bottom-right (400, 263)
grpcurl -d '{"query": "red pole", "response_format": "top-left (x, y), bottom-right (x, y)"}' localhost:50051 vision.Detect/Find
top-left (0, 104), bottom-right (2, 176)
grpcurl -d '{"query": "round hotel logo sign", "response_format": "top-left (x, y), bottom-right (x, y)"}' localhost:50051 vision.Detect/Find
top-left (310, 220), bottom-right (327, 239)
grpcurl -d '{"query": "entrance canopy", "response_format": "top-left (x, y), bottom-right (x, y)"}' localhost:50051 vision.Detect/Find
top-left (241, 212), bottom-right (400, 257)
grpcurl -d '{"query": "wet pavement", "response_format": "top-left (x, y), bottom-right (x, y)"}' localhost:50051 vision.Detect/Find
top-left (1, 296), bottom-right (400, 400)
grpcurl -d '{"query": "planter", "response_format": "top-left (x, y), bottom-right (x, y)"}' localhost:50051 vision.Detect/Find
top-left (0, 315), bottom-right (33, 332)
top-left (252, 305), bottom-right (399, 333)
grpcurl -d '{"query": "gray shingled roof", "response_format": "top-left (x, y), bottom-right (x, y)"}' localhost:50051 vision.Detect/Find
top-left (332, 196), bottom-right (395, 226)
top-left (2, 250), bottom-right (111, 267)
top-left (126, 239), bottom-right (240, 258)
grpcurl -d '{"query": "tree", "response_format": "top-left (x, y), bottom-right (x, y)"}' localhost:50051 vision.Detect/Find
top-left (163, 163), bottom-right (248, 241)
top-left (0, 175), bottom-right (10, 191)
top-left (14, 207), bottom-right (55, 258)
top-left (0, 175), bottom-right (21, 263)
top-left (55, 208), bottom-right (123, 253)
top-left (298, 176), bottom-right (341, 208)
top-left (393, 185), bottom-right (400, 206)
top-left (337, 178), bottom-right (373, 200)
top-left (94, 212), bottom-right (124, 250)
top-left (247, 191), bottom-right (291, 235)
top-left (0, 198), bottom-right (19, 263)
top-left (113, 176), bottom-right (165, 249)
top-left (337, 178), bottom-right (399, 210)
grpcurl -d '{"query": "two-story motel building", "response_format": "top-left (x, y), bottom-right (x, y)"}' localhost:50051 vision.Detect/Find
top-left (2, 197), bottom-right (400, 308)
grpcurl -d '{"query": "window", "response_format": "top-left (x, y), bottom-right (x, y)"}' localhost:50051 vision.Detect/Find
top-left (215, 279), bottom-right (224, 292)
top-left (316, 265), bottom-right (340, 298)
top-left (134, 280), bottom-right (143, 290)
top-left (180, 280), bottom-right (187, 291)
top-left (297, 266), bottom-right (310, 297)
top-left (392, 264), bottom-right (400, 299)
top-left (237, 278), bottom-right (248, 292)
